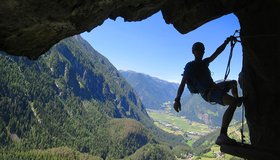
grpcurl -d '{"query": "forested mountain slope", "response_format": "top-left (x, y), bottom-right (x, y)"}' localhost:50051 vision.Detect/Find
top-left (0, 35), bottom-right (182, 159)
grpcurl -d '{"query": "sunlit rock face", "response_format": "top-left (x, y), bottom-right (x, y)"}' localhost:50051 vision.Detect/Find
top-left (1, 0), bottom-right (280, 154)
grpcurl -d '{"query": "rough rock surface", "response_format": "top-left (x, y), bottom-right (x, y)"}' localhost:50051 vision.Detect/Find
top-left (235, 1), bottom-right (280, 149)
top-left (1, 0), bottom-right (280, 157)
top-left (0, 0), bottom-right (164, 59)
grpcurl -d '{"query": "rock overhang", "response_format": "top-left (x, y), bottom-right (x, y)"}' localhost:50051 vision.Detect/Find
top-left (0, 0), bottom-right (248, 59)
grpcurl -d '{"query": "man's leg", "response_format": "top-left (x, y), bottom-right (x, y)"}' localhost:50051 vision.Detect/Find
top-left (216, 94), bottom-right (238, 145)
top-left (221, 94), bottom-right (237, 135)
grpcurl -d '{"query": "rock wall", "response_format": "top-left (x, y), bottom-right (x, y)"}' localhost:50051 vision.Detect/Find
top-left (236, 0), bottom-right (280, 148)
top-left (1, 0), bottom-right (280, 155)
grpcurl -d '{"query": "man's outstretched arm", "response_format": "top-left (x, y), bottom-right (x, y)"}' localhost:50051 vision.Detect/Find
top-left (208, 36), bottom-right (232, 62)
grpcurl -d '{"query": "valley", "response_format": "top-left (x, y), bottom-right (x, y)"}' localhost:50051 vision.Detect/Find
top-left (147, 108), bottom-right (216, 145)
top-left (147, 102), bottom-right (249, 160)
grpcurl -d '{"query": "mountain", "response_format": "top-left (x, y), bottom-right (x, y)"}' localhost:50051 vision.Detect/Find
top-left (120, 70), bottom-right (181, 109)
top-left (0, 35), bottom-right (183, 159)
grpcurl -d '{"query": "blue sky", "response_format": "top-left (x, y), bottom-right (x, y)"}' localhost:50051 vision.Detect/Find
top-left (81, 12), bottom-right (242, 83)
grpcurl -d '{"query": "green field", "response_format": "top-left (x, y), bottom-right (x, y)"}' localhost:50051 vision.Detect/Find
top-left (147, 109), bottom-right (248, 160)
top-left (147, 110), bottom-right (214, 144)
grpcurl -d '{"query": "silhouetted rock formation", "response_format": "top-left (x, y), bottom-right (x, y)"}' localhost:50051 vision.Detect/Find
top-left (1, 0), bottom-right (279, 157)
top-left (0, 0), bottom-right (164, 58)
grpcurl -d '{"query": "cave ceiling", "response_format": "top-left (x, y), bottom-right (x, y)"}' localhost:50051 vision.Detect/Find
top-left (0, 0), bottom-right (250, 59)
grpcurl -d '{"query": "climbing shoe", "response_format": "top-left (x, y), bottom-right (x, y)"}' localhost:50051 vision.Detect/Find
top-left (215, 134), bottom-right (237, 145)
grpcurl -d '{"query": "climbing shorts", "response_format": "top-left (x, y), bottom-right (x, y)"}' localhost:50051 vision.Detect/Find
top-left (201, 80), bottom-right (235, 105)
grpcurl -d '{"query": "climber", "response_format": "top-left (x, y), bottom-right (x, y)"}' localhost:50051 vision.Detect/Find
top-left (173, 36), bottom-right (243, 145)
